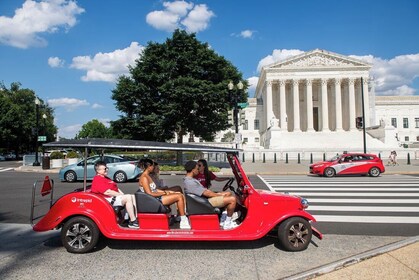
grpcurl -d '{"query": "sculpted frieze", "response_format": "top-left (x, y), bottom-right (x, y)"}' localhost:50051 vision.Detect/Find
top-left (273, 53), bottom-right (364, 68)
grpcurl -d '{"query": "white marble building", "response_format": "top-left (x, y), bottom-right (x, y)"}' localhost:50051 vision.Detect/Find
top-left (177, 49), bottom-right (419, 158)
top-left (253, 49), bottom-right (403, 151)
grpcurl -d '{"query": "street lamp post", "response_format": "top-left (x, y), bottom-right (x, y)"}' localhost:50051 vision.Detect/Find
top-left (33, 97), bottom-right (40, 166)
top-left (228, 81), bottom-right (243, 148)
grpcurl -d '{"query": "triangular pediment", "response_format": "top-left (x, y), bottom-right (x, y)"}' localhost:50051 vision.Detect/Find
top-left (266, 49), bottom-right (371, 70)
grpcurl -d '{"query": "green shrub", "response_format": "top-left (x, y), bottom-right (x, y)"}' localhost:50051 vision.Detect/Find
top-left (50, 151), bottom-right (64, 159)
top-left (66, 151), bottom-right (79, 158)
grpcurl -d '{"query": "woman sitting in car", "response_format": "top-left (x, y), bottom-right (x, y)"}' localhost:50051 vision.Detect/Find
top-left (138, 158), bottom-right (191, 229)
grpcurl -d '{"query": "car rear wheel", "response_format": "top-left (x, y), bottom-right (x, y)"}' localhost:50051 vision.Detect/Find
top-left (64, 171), bottom-right (77, 182)
top-left (324, 167), bottom-right (335, 177)
top-left (278, 217), bottom-right (312, 251)
top-left (369, 167), bottom-right (381, 177)
top-left (61, 216), bottom-right (99, 254)
top-left (114, 171), bottom-right (127, 183)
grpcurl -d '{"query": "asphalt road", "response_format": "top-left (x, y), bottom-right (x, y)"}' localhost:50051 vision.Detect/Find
top-left (1, 169), bottom-right (418, 237)
top-left (0, 168), bottom-right (416, 279)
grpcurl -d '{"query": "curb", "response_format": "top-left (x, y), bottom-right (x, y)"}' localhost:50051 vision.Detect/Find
top-left (283, 235), bottom-right (419, 280)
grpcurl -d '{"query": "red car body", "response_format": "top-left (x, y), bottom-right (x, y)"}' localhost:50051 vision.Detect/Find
top-left (32, 139), bottom-right (322, 253)
top-left (310, 153), bottom-right (385, 177)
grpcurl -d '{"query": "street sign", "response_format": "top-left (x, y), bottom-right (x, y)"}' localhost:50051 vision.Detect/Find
top-left (38, 136), bottom-right (47, 142)
top-left (237, 102), bottom-right (249, 109)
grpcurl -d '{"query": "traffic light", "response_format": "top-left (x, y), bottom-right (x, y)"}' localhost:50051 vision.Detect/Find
top-left (356, 117), bottom-right (363, 129)
top-left (227, 112), bottom-right (233, 126)
top-left (240, 110), bottom-right (246, 125)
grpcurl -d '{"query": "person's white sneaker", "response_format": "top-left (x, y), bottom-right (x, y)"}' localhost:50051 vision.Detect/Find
top-left (223, 220), bottom-right (239, 230)
top-left (179, 219), bottom-right (191, 229)
top-left (219, 211), bottom-right (227, 226)
top-left (231, 211), bottom-right (240, 222)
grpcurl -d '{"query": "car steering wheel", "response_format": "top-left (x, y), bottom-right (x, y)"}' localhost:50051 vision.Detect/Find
top-left (222, 178), bottom-right (235, 192)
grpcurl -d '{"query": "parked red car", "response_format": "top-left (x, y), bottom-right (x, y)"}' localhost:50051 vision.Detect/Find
top-left (31, 139), bottom-right (322, 254)
top-left (310, 153), bottom-right (385, 177)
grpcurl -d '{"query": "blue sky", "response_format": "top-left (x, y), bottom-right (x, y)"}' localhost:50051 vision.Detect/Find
top-left (1, 0), bottom-right (418, 138)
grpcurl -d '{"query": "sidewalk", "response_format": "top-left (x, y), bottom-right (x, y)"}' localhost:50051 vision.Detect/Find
top-left (289, 237), bottom-right (419, 280)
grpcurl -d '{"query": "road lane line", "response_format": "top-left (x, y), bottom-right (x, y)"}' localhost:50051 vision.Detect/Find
top-left (309, 206), bottom-right (419, 212)
top-left (314, 215), bottom-right (419, 223)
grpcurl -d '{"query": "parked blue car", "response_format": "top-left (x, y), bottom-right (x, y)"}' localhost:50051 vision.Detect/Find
top-left (59, 155), bottom-right (141, 183)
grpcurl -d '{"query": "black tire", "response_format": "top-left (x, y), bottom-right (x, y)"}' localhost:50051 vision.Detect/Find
top-left (278, 217), bottom-right (312, 251)
top-left (324, 167), bottom-right (336, 177)
top-left (114, 171), bottom-right (127, 183)
top-left (369, 167), bottom-right (381, 177)
top-left (61, 216), bottom-right (100, 254)
top-left (64, 171), bottom-right (77, 182)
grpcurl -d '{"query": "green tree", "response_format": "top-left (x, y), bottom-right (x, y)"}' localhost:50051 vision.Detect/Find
top-left (76, 119), bottom-right (111, 139)
top-left (0, 82), bottom-right (57, 154)
top-left (111, 29), bottom-right (247, 143)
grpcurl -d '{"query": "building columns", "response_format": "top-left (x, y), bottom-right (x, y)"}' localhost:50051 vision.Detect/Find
top-left (362, 77), bottom-right (370, 128)
top-left (279, 80), bottom-right (287, 131)
top-left (266, 80), bottom-right (274, 127)
top-left (334, 78), bottom-right (343, 131)
top-left (293, 79), bottom-right (301, 131)
top-left (306, 79), bottom-right (314, 131)
top-left (321, 78), bottom-right (329, 131)
top-left (348, 78), bottom-right (356, 130)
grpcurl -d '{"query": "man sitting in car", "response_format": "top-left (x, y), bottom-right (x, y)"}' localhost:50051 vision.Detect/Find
top-left (183, 160), bottom-right (239, 230)
top-left (91, 161), bottom-right (139, 229)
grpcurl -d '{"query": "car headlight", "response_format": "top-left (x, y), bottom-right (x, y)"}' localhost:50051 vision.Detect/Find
top-left (313, 164), bottom-right (323, 168)
top-left (300, 198), bottom-right (309, 209)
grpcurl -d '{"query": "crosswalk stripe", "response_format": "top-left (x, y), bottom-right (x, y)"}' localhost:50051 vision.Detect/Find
top-left (309, 206), bottom-right (419, 212)
top-left (314, 215), bottom-right (419, 224)
top-left (0, 168), bottom-right (13, 172)
top-left (258, 175), bottom-right (419, 224)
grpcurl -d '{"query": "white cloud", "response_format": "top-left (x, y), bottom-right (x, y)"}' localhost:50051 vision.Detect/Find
top-left (70, 42), bottom-right (144, 82)
top-left (181, 4), bottom-right (215, 33)
top-left (247, 76), bottom-right (259, 96)
top-left (257, 49), bottom-right (419, 96)
top-left (59, 123), bottom-right (82, 138)
top-left (240, 30), bottom-right (255, 39)
top-left (48, 56), bottom-right (65, 67)
top-left (0, 0), bottom-right (85, 49)
top-left (92, 103), bottom-right (104, 109)
top-left (47, 97), bottom-right (89, 111)
top-left (350, 54), bottom-right (419, 95)
top-left (257, 49), bottom-right (304, 72)
top-left (146, 1), bottom-right (214, 33)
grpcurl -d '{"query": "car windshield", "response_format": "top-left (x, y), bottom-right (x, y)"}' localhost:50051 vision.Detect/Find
top-left (328, 155), bottom-right (341, 162)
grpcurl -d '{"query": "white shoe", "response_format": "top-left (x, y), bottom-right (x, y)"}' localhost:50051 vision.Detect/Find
top-left (180, 219), bottom-right (191, 229)
top-left (223, 221), bottom-right (239, 230)
top-left (231, 211), bottom-right (240, 222)
top-left (219, 211), bottom-right (227, 226)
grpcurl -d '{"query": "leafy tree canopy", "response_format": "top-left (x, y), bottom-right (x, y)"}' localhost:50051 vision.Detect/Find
top-left (76, 119), bottom-right (111, 139)
top-left (111, 29), bottom-right (247, 143)
top-left (0, 82), bottom-right (57, 153)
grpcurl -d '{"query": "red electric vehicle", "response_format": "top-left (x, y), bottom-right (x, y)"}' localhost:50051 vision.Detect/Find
top-left (31, 139), bottom-right (322, 253)
top-left (310, 152), bottom-right (385, 177)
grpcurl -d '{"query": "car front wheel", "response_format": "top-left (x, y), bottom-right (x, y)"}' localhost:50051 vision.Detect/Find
top-left (369, 167), bottom-right (381, 177)
top-left (61, 216), bottom-right (99, 254)
top-left (324, 167), bottom-right (335, 177)
top-left (278, 217), bottom-right (312, 251)
top-left (114, 171), bottom-right (127, 183)
top-left (64, 171), bottom-right (77, 182)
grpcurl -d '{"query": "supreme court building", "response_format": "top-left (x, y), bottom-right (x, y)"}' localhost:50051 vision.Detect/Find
top-left (254, 49), bottom-right (395, 151)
